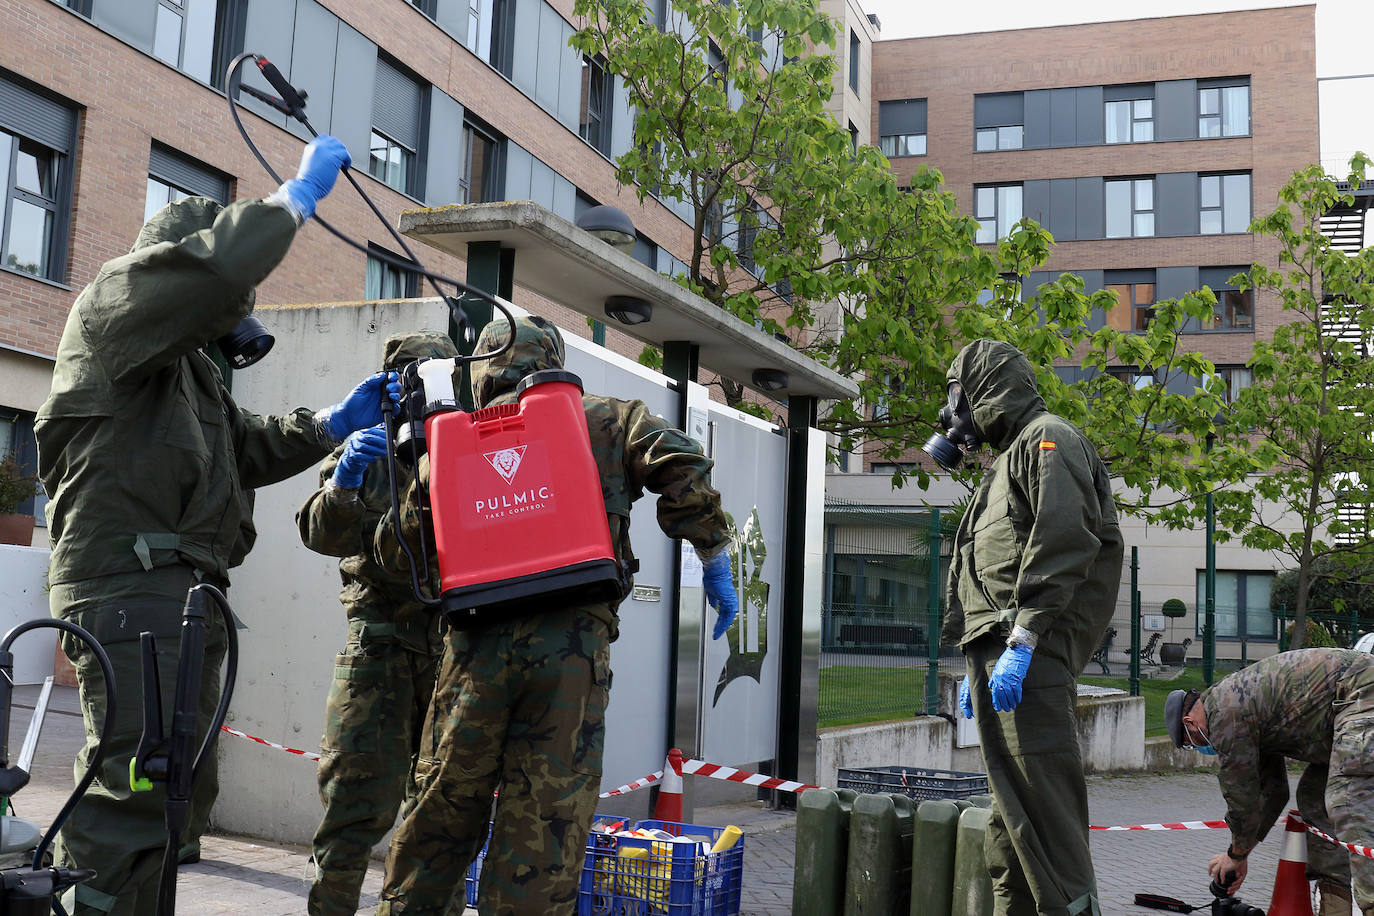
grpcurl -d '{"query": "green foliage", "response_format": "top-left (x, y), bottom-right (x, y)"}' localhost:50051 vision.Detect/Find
top-left (1161, 598), bottom-right (1187, 619)
top-left (0, 454), bottom-right (40, 515)
top-left (573, 0), bottom-right (1240, 513)
top-left (1207, 154), bottom-right (1374, 647)
top-left (1271, 556), bottom-right (1374, 618)
top-left (1286, 618), bottom-right (1338, 649)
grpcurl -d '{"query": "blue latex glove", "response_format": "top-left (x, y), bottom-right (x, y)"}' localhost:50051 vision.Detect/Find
top-left (700, 550), bottom-right (738, 640)
top-left (317, 371), bottom-right (401, 443)
top-left (331, 425), bottom-right (389, 489)
top-left (988, 643), bottom-right (1034, 712)
top-left (278, 135), bottom-right (351, 221)
top-left (959, 675), bottom-right (973, 719)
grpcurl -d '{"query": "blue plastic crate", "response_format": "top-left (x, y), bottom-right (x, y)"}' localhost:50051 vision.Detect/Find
top-left (578, 819), bottom-right (745, 916)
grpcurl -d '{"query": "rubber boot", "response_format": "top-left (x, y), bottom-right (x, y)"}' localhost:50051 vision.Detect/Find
top-left (1317, 879), bottom-right (1354, 916)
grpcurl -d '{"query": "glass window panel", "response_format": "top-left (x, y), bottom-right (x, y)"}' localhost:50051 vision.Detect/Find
top-left (1200, 176), bottom-right (1220, 208)
top-left (1135, 120), bottom-right (1153, 142)
top-left (1222, 86), bottom-right (1250, 136)
top-left (4, 198), bottom-right (53, 276)
top-left (1245, 574), bottom-right (1273, 637)
top-left (879, 136), bottom-right (895, 157)
top-left (368, 131), bottom-right (389, 181)
top-left (1201, 210), bottom-right (1222, 235)
top-left (909, 135), bottom-right (926, 156)
top-left (365, 255), bottom-right (384, 299)
top-left (975, 128), bottom-right (996, 151)
top-left (1199, 116), bottom-right (1221, 138)
top-left (0, 133), bottom-right (11, 187)
top-left (1223, 174), bottom-right (1250, 233)
top-left (975, 219), bottom-right (995, 244)
top-left (999, 186), bottom-right (1021, 231)
top-left (998, 125), bottom-right (1023, 149)
top-left (1135, 99), bottom-right (1152, 119)
top-left (1105, 181), bottom-right (1131, 238)
top-left (975, 187), bottom-right (995, 217)
top-left (1104, 286), bottom-right (1132, 332)
top-left (1105, 101), bottom-right (1129, 144)
top-left (469, 134), bottom-right (493, 203)
top-left (1199, 88), bottom-right (1219, 116)
top-left (1135, 283), bottom-right (1154, 305)
top-left (15, 140), bottom-right (54, 197)
top-left (1135, 179), bottom-right (1153, 210)
top-left (1134, 212), bottom-right (1155, 237)
top-left (1227, 290), bottom-right (1253, 327)
top-left (153, 5), bottom-right (182, 65)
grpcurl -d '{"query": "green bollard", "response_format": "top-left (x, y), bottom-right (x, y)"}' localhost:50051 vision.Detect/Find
top-left (962, 794), bottom-right (992, 808)
top-left (910, 799), bottom-right (961, 916)
top-left (844, 793), bottom-right (915, 915)
top-left (793, 788), bottom-right (859, 916)
top-left (951, 805), bottom-right (994, 916)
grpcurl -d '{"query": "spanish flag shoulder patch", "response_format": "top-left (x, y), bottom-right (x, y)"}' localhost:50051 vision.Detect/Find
top-left (1038, 440), bottom-right (1057, 450)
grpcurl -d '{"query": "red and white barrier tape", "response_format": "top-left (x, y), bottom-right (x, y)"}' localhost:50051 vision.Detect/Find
top-left (220, 725), bottom-right (322, 762)
top-left (601, 758), bottom-right (820, 799)
top-left (1303, 822), bottom-right (1374, 860)
top-left (1090, 820), bottom-right (1228, 831)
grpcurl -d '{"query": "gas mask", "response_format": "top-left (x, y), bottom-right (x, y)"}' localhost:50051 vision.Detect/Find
top-left (921, 381), bottom-right (980, 471)
top-left (215, 315), bottom-right (275, 369)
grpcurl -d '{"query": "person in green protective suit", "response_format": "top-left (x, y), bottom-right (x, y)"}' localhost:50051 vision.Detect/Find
top-left (937, 339), bottom-right (1123, 916)
top-left (372, 316), bottom-right (737, 916)
top-left (35, 135), bottom-right (401, 916)
top-left (298, 331), bottom-right (464, 916)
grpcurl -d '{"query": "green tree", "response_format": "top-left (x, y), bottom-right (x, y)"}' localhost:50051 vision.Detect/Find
top-left (1210, 156), bottom-right (1374, 649)
top-left (572, 0), bottom-right (1230, 505)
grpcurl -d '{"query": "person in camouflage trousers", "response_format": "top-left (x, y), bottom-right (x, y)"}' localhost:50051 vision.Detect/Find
top-left (1169, 648), bottom-right (1374, 915)
top-left (372, 316), bottom-right (736, 916)
top-left (298, 332), bottom-right (463, 916)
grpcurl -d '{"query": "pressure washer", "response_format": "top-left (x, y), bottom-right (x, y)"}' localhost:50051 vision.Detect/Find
top-left (225, 54), bottom-right (625, 626)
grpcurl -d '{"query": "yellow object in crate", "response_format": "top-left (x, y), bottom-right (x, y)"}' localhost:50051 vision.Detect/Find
top-left (611, 830), bottom-right (705, 904)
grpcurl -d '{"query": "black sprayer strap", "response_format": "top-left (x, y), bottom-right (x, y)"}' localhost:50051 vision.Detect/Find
top-left (1133, 892), bottom-right (1204, 913)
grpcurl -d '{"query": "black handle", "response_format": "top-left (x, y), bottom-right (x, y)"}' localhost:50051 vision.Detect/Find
top-left (254, 57), bottom-right (308, 120)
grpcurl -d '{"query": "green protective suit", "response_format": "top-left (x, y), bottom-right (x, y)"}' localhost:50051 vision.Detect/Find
top-left (35, 197), bottom-right (335, 916)
top-left (298, 332), bottom-right (461, 916)
top-left (374, 316), bottom-right (730, 916)
top-left (940, 339), bottom-right (1124, 916)
top-left (1201, 648), bottom-right (1374, 911)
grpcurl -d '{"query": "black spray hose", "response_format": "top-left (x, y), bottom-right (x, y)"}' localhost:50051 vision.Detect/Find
top-left (381, 397), bottom-right (441, 607)
top-left (223, 52), bottom-right (518, 357)
top-left (0, 618), bottom-right (116, 878)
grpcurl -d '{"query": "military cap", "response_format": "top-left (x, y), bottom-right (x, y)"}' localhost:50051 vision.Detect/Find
top-left (383, 331), bottom-right (458, 370)
top-left (1165, 688), bottom-right (1201, 748)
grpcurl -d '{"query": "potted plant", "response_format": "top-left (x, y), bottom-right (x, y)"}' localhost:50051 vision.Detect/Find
top-left (0, 454), bottom-right (42, 547)
top-left (1159, 598), bottom-right (1189, 666)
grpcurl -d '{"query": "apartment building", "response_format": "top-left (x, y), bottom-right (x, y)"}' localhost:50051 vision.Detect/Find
top-left (827, 5), bottom-right (1320, 659)
top-left (0, 0), bottom-right (710, 546)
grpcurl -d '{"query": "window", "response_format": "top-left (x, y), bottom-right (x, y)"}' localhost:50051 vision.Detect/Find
top-left (708, 40), bottom-right (727, 92)
top-left (878, 99), bottom-right (926, 158)
top-left (1197, 570), bottom-right (1274, 640)
top-left (365, 245), bottom-right (418, 300)
top-left (465, 0), bottom-right (515, 76)
top-left (974, 92), bottom-right (1023, 151)
top-left (1, 75), bottom-right (76, 282)
top-left (0, 408), bottom-right (43, 522)
top-left (848, 30), bottom-right (860, 93)
top-left (1105, 98), bottom-right (1153, 143)
top-left (1104, 272), bottom-right (1156, 331)
top-left (738, 198), bottom-right (762, 277)
top-left (370, 58), bottom-right (424, 196)
top-left (408, 0), bottom-right (437, 15)
top-left (1205, 366), bottom-right (1252, 403)
top-left (1200, 173), bottom-right (1251, 235)
top-left (145, 144), bottom-right (230, 223)
top-left (848, 121), bottom-right (858, 153)
top-left (152, 0), bottom-right (186, 68)
top-left (1199, 80), bottom-right (1250, 138)
top-left (973, 183), bottom-right (1022, 243)
top-left (1105, 178), bottom-right (1154, 238)
top-left (579, 56), bottom-right (613, 155)
top-left (1107, 367), bottom-right (1157, 390)
top-left (459, 118), bottom-right (503, 204)
top-left (1199, 267), bottom-right (1253, 330)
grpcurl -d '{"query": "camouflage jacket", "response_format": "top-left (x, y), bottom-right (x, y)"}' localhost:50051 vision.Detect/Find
top-left (941, 340), bottom-right (1123, 673)
top-left (297, 447), bottom-right (441, 655)
top-left (36, 198), bottom-right (331, 586)
top-left (373, 316), bottom-right (729, 640)
top-left (1202, 648), bottom-right (1374, 852)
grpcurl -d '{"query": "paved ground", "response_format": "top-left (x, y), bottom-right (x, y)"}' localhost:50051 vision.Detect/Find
top-left (4, 685), bottom-right (1326, 914)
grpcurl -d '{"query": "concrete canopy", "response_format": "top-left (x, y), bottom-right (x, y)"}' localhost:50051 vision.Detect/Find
top-left (399, 200), bottom-right (860, 402)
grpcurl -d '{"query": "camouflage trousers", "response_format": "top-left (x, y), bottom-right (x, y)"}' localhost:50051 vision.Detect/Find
top-left (309, 617), bottom-right (442, 916)
top-left (378, 608), bottom-right (611, 916)
top-left (50, 566), bottom-right (227, 916)
top-left (1300, 664), bottom-right (1374, 912)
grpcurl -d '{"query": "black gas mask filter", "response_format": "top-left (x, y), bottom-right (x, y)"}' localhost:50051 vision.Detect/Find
top-left (921, 381), bottom-right (980, 470)
top-left (215, 315), bottom-right (275, 369)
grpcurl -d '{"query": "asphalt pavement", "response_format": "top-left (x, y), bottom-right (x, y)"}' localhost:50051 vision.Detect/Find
top-left (4, 685), bottom-right (1322, 914)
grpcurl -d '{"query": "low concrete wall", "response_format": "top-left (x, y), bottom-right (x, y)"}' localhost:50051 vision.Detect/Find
top-left (1144, 735), bottom-right (1219, 772)
top-left (818, 692), bottom-right (1151, 788)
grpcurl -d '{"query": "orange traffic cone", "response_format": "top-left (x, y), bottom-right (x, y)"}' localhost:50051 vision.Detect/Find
top-left (652, 748), bottom-right (684, 823)
top-left (1268, 810), bottom-right (1315, 916)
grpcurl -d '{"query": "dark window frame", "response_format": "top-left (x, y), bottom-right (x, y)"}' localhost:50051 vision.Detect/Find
top-left (848, 30), bottom-right (860, 93)
top-left (1104, 97), bottom-right (1154, 144)
top-left (973, 182), bottom-right (1023, 243)
top-left (364, 243), bottom-right (419, 300)
top-left (459, 117), bottom-right (504, 204)
top-left (579, 55), bottom-right (613, 156)
top-left (1198, 78), bottom-right (1251, 139)
top-left (0, 75), bottom-right (76, 284)
top-left (1195, 569), bottom-right (1275, 641)
top-left (1105, 176), bottom-right (1155, 239)
top-left (1199, 172), bottom-right (1252, 236)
